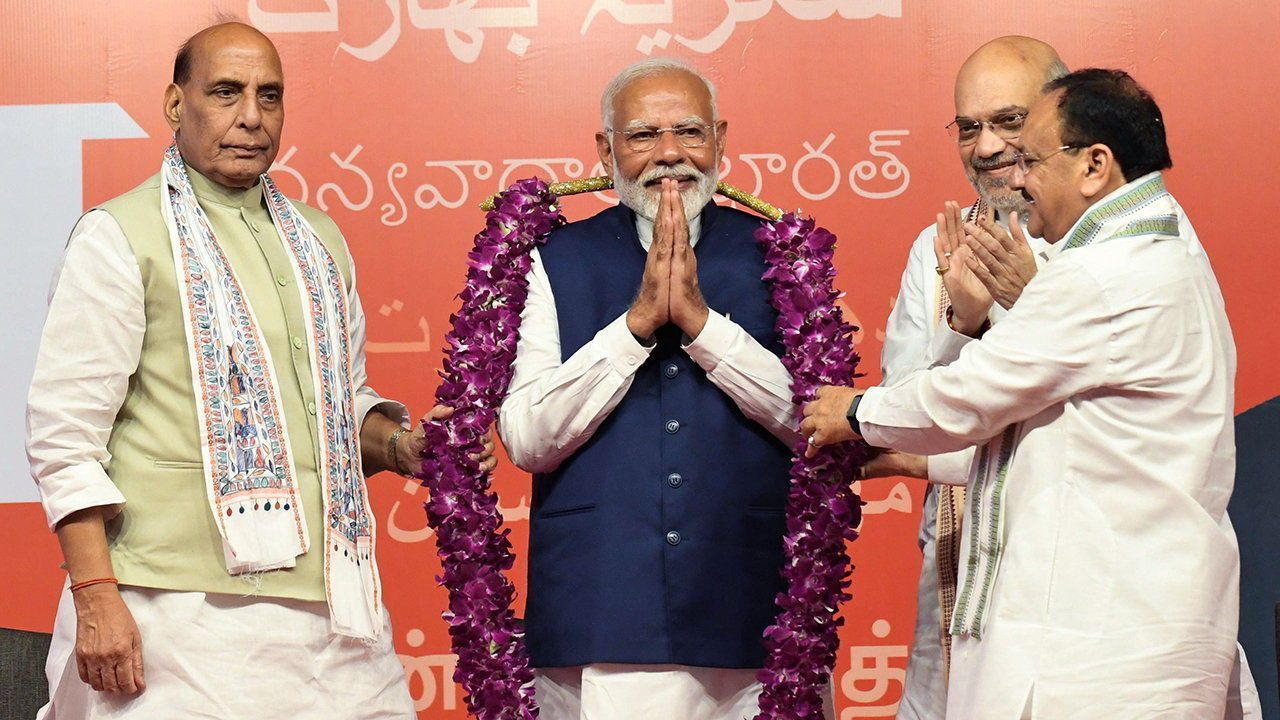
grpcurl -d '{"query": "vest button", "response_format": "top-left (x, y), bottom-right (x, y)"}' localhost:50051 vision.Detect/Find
top-left (306, 401), bottom-right (317, 415)
top-left (665, 419), bottom-right (680, 434)
top-left (664, 364), bottom-right (679, 379)
top-left (292, 336), bottom-right (304, 350)
top-left (276, 274), bottom-right (288, 286)
top-left (667, 472), bottom-right (683, 488)
top-left (665, 530), bottom-right (681, 546)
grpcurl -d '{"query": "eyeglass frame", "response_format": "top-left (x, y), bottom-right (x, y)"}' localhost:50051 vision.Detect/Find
top-left (604, 121), bottom-right (716, 153)
top-left (945, 111), bottom-right (1029, 146)
top-left (1014, 144), bottom-right (1089, 174)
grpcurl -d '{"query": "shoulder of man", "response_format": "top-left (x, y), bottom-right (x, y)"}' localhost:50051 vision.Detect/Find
top-left (282, 197), bottom-right (355, 286)
top-left (95, 172), bottom-right (163, 218)
top-left (543, 202), bottom-right (630, 247)
top-left (909, 221), bottom-right (937, 255)
top-left (286, 197), bottom-right (344, 242)
top-left (710, 201), bottom-right (773, 233)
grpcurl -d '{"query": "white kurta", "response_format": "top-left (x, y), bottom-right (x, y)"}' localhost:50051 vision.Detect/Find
top-left (498, 211), bottom-right (829, 720)
top-left (40, 582), bottom-right (414, 719)
top-left (883, 216), bottom-right (1051, 720)
top-left (858, 175), bottom-right (1241, 719)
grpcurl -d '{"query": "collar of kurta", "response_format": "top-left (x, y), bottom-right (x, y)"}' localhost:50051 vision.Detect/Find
top-left (184, 164), bottom-right (265, 210)
top-left (1059, 172), bottom-right (1178, 251)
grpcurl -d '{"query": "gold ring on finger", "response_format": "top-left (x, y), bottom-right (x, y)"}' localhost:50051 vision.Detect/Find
top-left (936, 265), bottom-right (949, 275)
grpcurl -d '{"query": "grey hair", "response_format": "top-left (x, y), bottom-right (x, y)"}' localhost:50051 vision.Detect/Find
top-left (600, 58), bottom-right (718, 129)
top-left (1045, 58), bottom-right (1069, 84)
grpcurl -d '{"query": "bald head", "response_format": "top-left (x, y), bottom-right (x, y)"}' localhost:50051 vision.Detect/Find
top-left (174, 22), bottom-right (279, 87)
top-left (952, 36), bottom-right (1067, 213)
top-left (956, 36), bottom-right (1067, 103)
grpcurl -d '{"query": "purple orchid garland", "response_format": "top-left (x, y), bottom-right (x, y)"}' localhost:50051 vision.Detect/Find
top-left (752, 214), bottom-right (872, 719)
top-left (420, 179), bottom-right (867, 720)
top-left (418, 178), bottom-right (563, 720)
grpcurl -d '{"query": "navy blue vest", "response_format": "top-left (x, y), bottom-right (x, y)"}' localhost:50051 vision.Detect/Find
top-left (526, 201), bottom-right (794, 669)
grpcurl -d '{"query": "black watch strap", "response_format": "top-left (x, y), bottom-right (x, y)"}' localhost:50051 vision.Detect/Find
top-left (846, 393), bottom-right (864, 433)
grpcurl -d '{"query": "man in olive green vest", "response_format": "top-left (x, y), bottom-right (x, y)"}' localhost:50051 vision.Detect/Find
top-left (26, 23), bottom-right (490, 718)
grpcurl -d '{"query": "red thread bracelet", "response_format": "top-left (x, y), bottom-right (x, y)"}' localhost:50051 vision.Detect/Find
top-left (69, 577), bottom-right (119, 592)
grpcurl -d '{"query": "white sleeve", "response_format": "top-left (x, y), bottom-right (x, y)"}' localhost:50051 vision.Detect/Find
top-left (345, 252), bottom-right (410, 430)
top-left (683, 310), bottom-right (800, 446)
top-left (858, 259), bottom-right (1111, 455)
top-left (497, 248), bottom-right (654, 473)
top-left (926, 448), bottom-right (975, 487)
top-left (927, 324), bottom-right (979, 368)
top-left (25, 211), bottom-right (140, 530)
top-left (881, 228), bottom-right (975, 485)
top-left (881, 227), bottom-right (935, 386)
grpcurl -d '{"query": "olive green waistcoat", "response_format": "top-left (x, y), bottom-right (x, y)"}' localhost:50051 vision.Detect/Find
top-left (99, 167), bottom-right (352, 601)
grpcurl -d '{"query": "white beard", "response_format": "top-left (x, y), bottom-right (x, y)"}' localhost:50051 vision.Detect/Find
top-left (613, 159), bottom-right (718, 221)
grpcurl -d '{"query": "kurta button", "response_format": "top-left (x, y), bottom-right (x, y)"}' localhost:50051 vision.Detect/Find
top-left (307, 401), bottom-right (317, 415)
top-left (292, 336), bottom-right (304, 349)
top-left (667, 472), bottom-right (683, 488)
top-left (665, 531), bottom-right (681, 546)
top-left (664, 364), bottom-right (679, 379)
top-left (276, 274), bottom-right (288, 286)
top-left (627, 356), bottom-right (637, 366)
top-left (665, 419), bottom-right (680, 434)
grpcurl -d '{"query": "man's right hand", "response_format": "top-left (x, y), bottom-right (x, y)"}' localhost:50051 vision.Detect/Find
top-left (935, 201), bottom-right (993, 336)
top-left (72, 582), bottom-right (145, 694)
top-left (859, 450), bottom-right (928, 480)
top-left (626, 180), bottom-right (674, 339)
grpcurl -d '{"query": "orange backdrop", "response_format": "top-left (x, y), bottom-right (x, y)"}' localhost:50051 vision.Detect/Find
top-left (2, 1), bottom-right (1278, 716)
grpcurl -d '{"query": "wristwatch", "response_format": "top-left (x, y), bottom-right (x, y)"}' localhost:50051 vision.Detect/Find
top-left (846, 393), bottom-right (864, 434)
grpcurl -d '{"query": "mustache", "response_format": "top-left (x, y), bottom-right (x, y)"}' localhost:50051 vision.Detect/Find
top-left (971, 152), bottom-right (1018, 172)
top-left (638, 164), bottom-right (705, 185)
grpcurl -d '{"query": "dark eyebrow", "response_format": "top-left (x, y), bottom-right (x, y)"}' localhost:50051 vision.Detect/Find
top-left (207, 78), bottom-right (245, 92)
top-left (258, 82), bottom-right (283, 94)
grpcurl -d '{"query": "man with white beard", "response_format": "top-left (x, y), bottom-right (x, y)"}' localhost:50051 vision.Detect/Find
top-left (498, 58), bottom-right (823, 720)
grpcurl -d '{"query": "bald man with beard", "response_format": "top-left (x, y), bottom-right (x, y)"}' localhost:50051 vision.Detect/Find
top-left (860, 37), bottom-right (1260, 719)
top-left (26, 22), bottom-right (494, 718)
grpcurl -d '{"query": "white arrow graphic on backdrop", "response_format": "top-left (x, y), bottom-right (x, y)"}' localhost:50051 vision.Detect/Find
top-left (0, 103), bottom-right (147, 504)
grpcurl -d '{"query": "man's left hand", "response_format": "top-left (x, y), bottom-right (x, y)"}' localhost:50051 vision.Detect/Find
top-left (800, 385), bottom-right (866, 459)
top-left (665, 179), bottom-right (710, 338)
top-left (961, 211), bottom-right (1038, 310)
top-left (402, 405), bottom-right (498, 475)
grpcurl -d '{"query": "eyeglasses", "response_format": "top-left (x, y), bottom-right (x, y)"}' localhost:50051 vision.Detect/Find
top-left (1014, 145), bottom-right (1087, 173)
top-left (607, 123), bottom-right (713, 153)
top-left (945, 112), bottom-right (1027, 145)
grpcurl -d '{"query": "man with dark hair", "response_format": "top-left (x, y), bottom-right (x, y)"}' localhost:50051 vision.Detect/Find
top-left (804, 69), bottom-right (1242, 718)
top-left (28, 22), bottom-right (493, 718)
top-left (1045, 68), bottom-right (1172, 179)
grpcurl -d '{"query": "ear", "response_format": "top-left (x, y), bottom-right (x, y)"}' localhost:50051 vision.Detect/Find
top-left (596, 131), bottom-right (614, 180)
top-left (1079, 144), bottom-right (1117, 200)
top-left (163, 83), bottom-right (183, 132)
top-left (714, 119), bottom-right (728, 162)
